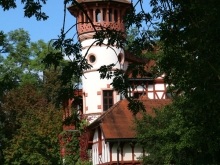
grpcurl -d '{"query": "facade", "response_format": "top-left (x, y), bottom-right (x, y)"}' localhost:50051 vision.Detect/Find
top-left (63, 0), bottom-right (171, 164)
top-left (87, 99), bottom-right (171, 165)
top-left (68, 0), bottom-right (132, 123)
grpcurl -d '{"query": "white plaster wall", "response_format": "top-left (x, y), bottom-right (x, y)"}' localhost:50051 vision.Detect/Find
top-left (106, 142), bottom-right (110, 162)
top-left (102, 141), bottom-right (105, 163)
top-left (83, 72), bottom-right (111, 114)
top-left (123, 143), bottom-right (132, 161)
top-left (101, 141), bottom-right (110, 163)
top-left (157, 92), bottom-right (164, 99)
top-left (82, 39), bottom-right (124, 114)
top-left (81, 44), bottom-right (124, 69)
top-left (136, 85), bottom-right (144, 91)
top-left (148, 92), bottom-right (154, 99)
top-left (148, 84), bottom-right (153, 91)
top-left (93, 128), bottom-right (98, 142)
top-left (134, 145), bottom-right (142, 160)
top-left (92, 143), bottom-right (98, 165)
top-left (112, 143), bottom-right (121, 161)
top-left (155, 84), bottom-right (165, 90)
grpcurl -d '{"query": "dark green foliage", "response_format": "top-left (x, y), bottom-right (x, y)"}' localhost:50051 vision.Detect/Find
top-left (1, 0), bottom-right (220, 164)
top-left (0, 0), bottom-right (48, 20)
top-left (133, 0), bottom-right (220, 164)
top-left (136, 96), bottom-right (220, 164)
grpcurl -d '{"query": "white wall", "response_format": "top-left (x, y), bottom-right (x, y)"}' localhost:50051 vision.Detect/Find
top-left (82, 39), bottom-right (125, 115)
top-left (123, 143), bottom-right (132, 160)
top-left (134, 145), bottom-right (142, 160)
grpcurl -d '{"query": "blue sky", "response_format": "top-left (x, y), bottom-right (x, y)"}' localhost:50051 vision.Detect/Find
top-left (0, 1), bottom-right (149, 43)
top-left (0, 1), bottom-right (76, 42)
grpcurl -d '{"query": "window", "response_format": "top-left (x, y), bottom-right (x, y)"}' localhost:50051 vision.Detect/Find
top-left (87, 54), bottom-right (97, 65)
top-left (103, 8), bottom-right (106, 22)
top-left (81, 12), bottom-right (84, 23)
top-left (103, 90), bottom-right (113, 111)
top-left (89, 55), bottom-right (96, 63)
top-left (96, 9), bottom-right (101, 22)
top-left (89, 9), bottom-right (93, 22)
top-left (109, 8), bottom-right (112, 22)
top-left (114, 10), bottom-right (118, 22)
top-left (118, 53), bottom-right (124, 64)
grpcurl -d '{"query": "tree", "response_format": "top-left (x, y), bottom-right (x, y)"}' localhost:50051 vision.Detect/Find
top-left (2, 0), bottom-right (220, 164)
top-left (1, 84), bottom-right (63, 165)
top-left (0, 29), bottom-right (42, 95)
top-left (134, 0), bottom-right (220, 164)
top-left (0, 28), bottom-right (63, 97)
top-left (0, 0), bottom-right (49, 20)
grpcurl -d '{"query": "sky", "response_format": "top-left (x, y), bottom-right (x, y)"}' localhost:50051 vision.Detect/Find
top-left (0, 1), bottom-right (76, 42)
top-left (0, 0), bottom-right (149, 43)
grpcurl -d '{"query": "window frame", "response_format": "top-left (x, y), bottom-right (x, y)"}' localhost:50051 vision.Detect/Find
top-left (103, 90), bottom-right (114, 111)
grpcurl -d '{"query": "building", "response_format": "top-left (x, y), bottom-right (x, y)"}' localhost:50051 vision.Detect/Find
top-left (61, 0), bottom-right (171, 164)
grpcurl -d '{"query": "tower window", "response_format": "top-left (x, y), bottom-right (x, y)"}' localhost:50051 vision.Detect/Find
top-left (118, 53), bottom-right (124, 64)
top-left (89, 9), bottom-right (93, 22)
top-left (109, 8), bottom-right (112, 22)
top-left (96, 9), bottom-right (101, 22)
top-left (103, 8), bottom-right (106, 22)
top-left (103, 90), bottom-right (113, 111)
top-left (81, 12), bottom-right (84, 23)
top-left (89, 55), bottom-right (96, 63)
top-left (114, 10), bottom-right (118, 22)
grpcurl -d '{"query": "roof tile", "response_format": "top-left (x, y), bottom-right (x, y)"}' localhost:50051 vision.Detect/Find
top-left (90, 99), bottom-right (171, 140)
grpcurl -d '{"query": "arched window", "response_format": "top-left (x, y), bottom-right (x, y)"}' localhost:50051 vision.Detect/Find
top-left (81, 12), bottom-right (84, 23)
top-left (96, 9), bottom-right (101, 22)
top-left (89, 9), bottom-right (93, 22)
top-left (114, 10), bottom-right (118, 22)
top-left (103, 8), bottom-right (106, 22)
top-left (109, 8), bottom-right (112, 22)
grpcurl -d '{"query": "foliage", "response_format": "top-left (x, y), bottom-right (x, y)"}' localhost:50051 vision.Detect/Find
top-left (76, 160), bottom-right (92, 165)
top-left (0, 31), bottom-right (7, 53)
top-left (131, 1), bottom-right (220, 164)
top-left (0, 29), bottom-right (54, 96)
top-left (1, 0), bottom-right (220, 164)
top-left (136, 95), bottom-right (220, 165)
top-left (1, 84), bottom-right (63, 165)
top-left (58, 118), bottom-right (90, 165)
top-left (58, 131), bottom-right (80, 165)
top-left (79, 119), bottom-right (89, 161)
top-left (0, 0), bottom-right (48, 20)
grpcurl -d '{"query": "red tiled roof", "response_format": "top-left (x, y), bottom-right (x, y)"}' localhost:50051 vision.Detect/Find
top-left (89, 99), bottom-right (171, 140)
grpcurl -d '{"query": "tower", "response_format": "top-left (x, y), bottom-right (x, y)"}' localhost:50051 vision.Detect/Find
top-left (68, 0), bottom-right (131, 122)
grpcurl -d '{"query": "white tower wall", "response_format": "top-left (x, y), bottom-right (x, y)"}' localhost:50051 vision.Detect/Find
top-left (82, 39), bottom-right (123, 121)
